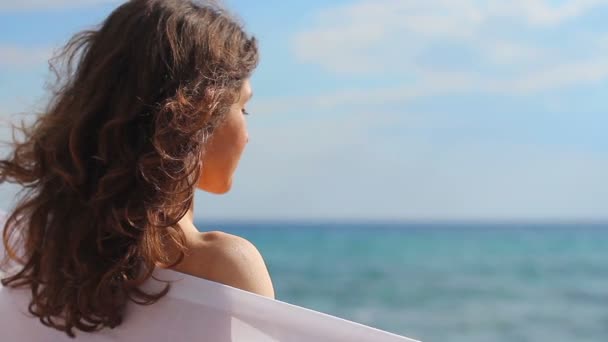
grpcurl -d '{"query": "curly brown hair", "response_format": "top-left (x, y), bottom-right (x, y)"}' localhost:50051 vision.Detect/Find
top-left (0, 0), bottom-right (258, 337)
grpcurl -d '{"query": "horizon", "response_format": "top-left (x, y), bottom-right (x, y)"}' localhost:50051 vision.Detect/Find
top-left (1, 0), bottom-right (607, 222)
top-left (196, 218), bottom-right (608, 226)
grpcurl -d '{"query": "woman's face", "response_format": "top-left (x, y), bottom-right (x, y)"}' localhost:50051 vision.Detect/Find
top-left (197, 80), bottom-right (252, 194)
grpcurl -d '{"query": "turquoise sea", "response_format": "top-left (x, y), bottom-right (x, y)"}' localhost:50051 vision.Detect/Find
top-left (200, 222), bottom-right (608, 342)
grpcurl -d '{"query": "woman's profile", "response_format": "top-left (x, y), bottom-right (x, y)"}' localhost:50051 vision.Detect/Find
top-left (0, 0), bottom-right (273, 338)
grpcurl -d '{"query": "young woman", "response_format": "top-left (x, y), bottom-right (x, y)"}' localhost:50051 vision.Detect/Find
top-left (0, 0), bottom-right (273, 337)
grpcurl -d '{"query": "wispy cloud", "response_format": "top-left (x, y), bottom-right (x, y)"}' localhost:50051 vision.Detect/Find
top-left (503, 0), bottom-right (608, 26)
top-left (254, 55), bottom-right (608, 115)
top-left (0, 45), bottom-right (54, 68)
top-left (0, 0), bottom-right (120, 11)
top-left (292, 0), bottom-right (608, 101)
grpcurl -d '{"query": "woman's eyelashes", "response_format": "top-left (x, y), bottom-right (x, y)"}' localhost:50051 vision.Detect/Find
top-left (241, 108), bottom-right (250, 116)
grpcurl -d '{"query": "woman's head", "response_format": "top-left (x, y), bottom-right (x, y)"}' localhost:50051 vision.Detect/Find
top-left (0, 0), bottom-right (257, 337)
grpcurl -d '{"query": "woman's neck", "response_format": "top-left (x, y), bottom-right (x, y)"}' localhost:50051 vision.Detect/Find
top-left (157, 206), bottom-right (202, 270)
top-left (178, 207), bottom-right (199, 238)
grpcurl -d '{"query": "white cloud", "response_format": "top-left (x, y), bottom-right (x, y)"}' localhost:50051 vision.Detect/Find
top-left (290, 0), bottom-right (608, 108)
top-left (0, 46), bottom-right (53, 67)
top-left (294, 0), bottom-right (608, 73)
top-left (497, 0), bottom-right (608, 27)
top-left (482, 40), bottom-right (545, 65)
top-left (0, 0), bottom-right (121, 11)
top-left (254, 55), bottom-right (608, 115)
top-left (492, 58), bottom-right (608, 93)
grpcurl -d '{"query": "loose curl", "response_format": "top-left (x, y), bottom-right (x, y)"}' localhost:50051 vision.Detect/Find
top-left (0, 0), bottom-right (258, 337)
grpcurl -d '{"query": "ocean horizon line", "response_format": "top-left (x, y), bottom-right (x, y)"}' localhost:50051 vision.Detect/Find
top-left (194, 218), bottom-right (608, 227)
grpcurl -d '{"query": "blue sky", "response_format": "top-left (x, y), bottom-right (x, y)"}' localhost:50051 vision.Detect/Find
top-left (1, 0), bottom-right (607, 221)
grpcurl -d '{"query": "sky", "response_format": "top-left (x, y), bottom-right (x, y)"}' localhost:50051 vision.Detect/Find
top-left (0, 0), bottom-right (607, 221)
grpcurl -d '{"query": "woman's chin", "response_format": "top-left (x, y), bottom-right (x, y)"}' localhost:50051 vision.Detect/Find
top-left (198, 179), bottom-right (233, 195)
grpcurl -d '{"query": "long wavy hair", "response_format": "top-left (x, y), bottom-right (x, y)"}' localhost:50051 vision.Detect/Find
top-left (0, 0), bottom-right (258, 337)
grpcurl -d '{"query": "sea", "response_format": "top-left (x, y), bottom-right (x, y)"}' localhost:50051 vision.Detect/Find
top-left (198, 221), bottom-right (608, 342)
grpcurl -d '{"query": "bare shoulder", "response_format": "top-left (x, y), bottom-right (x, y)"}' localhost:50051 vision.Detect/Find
top-left (197, 231), bottom-right (275, 298)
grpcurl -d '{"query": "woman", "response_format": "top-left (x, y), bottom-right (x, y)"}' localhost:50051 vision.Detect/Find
top-left (0, 0), bottom-right (274, 338)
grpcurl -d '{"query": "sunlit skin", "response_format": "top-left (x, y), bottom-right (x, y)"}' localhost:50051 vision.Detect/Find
top-left (169, 80), bottom-right (275, 298)
top-left (197, 80), bottom-right (252, 194)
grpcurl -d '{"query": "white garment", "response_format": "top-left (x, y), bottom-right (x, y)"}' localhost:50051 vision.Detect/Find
top-left (0, 212), bottom-right (418, 342)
